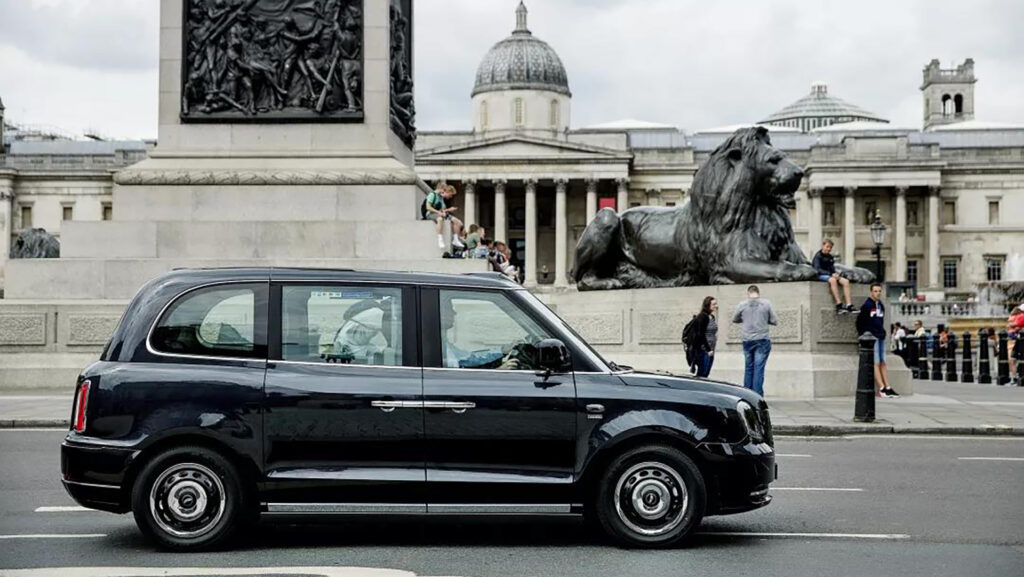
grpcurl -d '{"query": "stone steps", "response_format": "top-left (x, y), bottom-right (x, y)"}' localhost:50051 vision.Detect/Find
top-left (61, 220), bottom-right (445, 260)
top-left (5, 258), bottom-right (489, 300)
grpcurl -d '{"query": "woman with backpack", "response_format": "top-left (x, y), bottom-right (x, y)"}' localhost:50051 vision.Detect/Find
top-left (684, 296), bottom-right (718, 378)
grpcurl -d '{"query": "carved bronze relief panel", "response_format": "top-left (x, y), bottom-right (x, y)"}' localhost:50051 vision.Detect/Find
top-left (389, 0), bottom-right (414, 147)
top-left (181, 0), bottom-right (364, 122)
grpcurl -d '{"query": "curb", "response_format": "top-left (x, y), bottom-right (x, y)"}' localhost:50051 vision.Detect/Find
top-left (774, 424), bottom-right (1024, 436)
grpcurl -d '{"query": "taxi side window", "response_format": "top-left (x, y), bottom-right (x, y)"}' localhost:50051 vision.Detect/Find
top-left (151, 284), bottom-right (266, 359)
top-left (281, 285), bottom-right (403, 366)
top-left (438, 289), bottom-right (552, 370)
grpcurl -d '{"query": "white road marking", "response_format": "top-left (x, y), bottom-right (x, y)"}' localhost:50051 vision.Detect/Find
top-left (837, 435), bottom-right (1024, 441)
top-left (0, 534), bottom-right (106, 540)
top-left (700, 531), bottom-right (910, 540)
top-left (34, 506), bottom-right (92, 512)
top-left (772, 487), bottom-right (864, 492)
top-left (957, 457), bottom-right (1024, 462)
top-left (968, 401), bottom-right (1024, 407)
top-left (0, 567), bottom-right (417, 576)
top-left (0, 396), bottom-right (69, 400)
top-left (0, 428), bottom-right (67, 433)
top-left (776, 453), bottom-right (812, 458)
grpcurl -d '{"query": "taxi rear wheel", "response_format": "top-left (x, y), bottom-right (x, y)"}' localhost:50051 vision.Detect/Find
top-left (594, 445), bottom-right (706, 548)
top-left (131, 446), bottom-right (246, 551)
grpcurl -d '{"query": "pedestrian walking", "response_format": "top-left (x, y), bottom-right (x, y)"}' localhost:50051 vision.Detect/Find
top-left (732, 285), bottom-right (776, 395)
top-left (856, 283), bottom-right (900, 398)
top-left (688, 296), bottom-right (719, 378)
top-left (891, 322), bottom-right (906, 358)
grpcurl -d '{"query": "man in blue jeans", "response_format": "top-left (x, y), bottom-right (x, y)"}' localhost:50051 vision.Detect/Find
top-left (732, 285), bottom-right (777, 395)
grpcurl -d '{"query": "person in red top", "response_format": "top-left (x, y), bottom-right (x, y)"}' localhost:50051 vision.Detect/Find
top-left (1009, 306), bottom-right (1024, 380)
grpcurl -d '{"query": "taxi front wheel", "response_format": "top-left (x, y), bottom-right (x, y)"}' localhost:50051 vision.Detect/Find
top-left (594, 445), bottom-right (706, 548)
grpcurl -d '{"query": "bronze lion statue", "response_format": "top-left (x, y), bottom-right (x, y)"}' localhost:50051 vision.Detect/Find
top-left (574, 126), bottom-right (874, 290)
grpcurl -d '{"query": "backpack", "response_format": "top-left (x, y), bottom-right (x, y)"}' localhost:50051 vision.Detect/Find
top-left (681, 315), bottom-right (700, 372)
top-left (420, 192), bottom-right (444, 220)
top-left (681, 314), bottom-right (699, 347)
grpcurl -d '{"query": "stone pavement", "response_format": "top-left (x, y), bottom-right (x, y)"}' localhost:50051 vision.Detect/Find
top-left (1, 380), bottom-right (1022, 433)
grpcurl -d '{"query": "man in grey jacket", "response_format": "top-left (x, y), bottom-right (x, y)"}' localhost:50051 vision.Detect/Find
top-left (732, 285), bottom-right (778, 395)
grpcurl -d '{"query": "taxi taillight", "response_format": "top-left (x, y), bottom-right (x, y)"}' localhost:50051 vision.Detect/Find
top-left (73, 380), bottom-right (91, 433)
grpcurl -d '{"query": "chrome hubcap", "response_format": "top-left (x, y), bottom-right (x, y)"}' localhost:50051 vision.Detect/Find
top-left (149, 463), bottom-right (225, 538)
top-left (614, 461), bottom-right (687, 536)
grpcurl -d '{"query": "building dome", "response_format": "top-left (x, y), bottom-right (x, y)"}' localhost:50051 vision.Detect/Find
top-left (472, 2), bottom-right (571, 97)
top-left (760, 82), bottom-right (888, 132)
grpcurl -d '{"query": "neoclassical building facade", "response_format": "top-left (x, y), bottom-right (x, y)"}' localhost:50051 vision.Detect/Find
top-left (414, 3), bottom-right (1024, 292)
top-left (2, 3), bottom-right (1022, 294)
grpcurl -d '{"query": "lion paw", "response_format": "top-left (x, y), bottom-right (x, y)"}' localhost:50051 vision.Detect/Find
top-left (782, 264), bottom-right (819, 282)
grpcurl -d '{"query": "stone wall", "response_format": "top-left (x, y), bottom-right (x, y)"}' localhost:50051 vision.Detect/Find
top-left (537, 281), bottom-right (913, 399)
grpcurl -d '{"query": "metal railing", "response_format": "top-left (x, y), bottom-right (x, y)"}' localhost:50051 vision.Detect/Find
top-left (900, 331), bottom-right (1023, 386)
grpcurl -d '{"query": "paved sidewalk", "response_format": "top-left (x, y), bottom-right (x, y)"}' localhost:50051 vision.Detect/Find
top-left (1, 380), bottom-right (1023, 434)
top-left (769, 380), bottom-right (1024, 435)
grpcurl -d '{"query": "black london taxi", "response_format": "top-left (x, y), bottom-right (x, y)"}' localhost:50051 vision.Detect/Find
top-left (62, 268), bottom-right (775, 551)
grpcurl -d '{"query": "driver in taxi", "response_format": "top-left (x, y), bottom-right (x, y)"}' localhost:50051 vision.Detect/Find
top-left (440, 297), bottom-right (522, 370)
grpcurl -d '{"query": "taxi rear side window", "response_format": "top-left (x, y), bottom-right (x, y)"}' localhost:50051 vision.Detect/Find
top-left (150, 283), bottom-right (267, 359)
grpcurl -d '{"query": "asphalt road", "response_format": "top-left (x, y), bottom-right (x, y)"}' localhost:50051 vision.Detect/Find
top-left (1, 430), bottom-right (1022, 577)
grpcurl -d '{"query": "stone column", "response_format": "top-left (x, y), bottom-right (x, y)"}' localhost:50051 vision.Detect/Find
top-left (524, 179), bottom-right (538, 287)
top-left (616, 177), bottom-right (629, 213)
top-left (807, 187), bottom-right (824, 254)
top-left (894, 186), bottom-right (908, 282)
top-left (0, 173), bottom-right (14, 287)
top-left (585, 179), bottom-right (598, 223)
top-left (927, 185), bottom-right (941, 287)
top-left (843, 186), bottom-right (856, 267)
top-left (555, 178), bottom-right (568, 287)
top-left (493, 179), bottom-right (507, 243)
top-left (463, 179), bottom-right (477, 230)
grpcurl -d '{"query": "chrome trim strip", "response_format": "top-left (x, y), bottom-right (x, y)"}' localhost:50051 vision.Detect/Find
top-left (145, 279), bottom-right (269, 364)
top-left (62, 479), bottom-right (121, 490)
top-left (427, 504), bottom-right (572, 514)
top-left (264, 503), bottom-right (575, 515)
top-left (266, 503), bottom-right (427, 514)
top-left (271, 359), bottom-right (421, 370)
top-left (421, 367), bottom-right (561, 375)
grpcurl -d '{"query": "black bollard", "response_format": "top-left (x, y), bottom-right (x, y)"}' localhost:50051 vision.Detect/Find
top-left (978, 329), bottom-right (992, 385)
top-left (855, 332), bottom-right (876, 422)
top-left (1015, 334), bottom-right (1024, 387)
top-left (961, 331), bottom-right (974, 383)
top-left (996, 330), bottom-right (1010, 386)
top-left (907, 335), bottom-right (921, 378)
top-left (918, 330), bottom-right (932, 380)
top-left (931, 333), bottom-right (945, 381)
top-left (946, 332), bottom-right (958, 382)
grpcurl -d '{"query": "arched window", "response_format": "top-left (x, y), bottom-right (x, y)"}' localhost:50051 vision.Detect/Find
top-left (480, 101), bottom-right (488, 129)
top-left (954, 94), bottom-right (964, 115)
top-left (941, 94), bottom-right (952, 116)
top-left (549, 99), bottom-right (559, 128)
top-left (514, 98), bottom-right (525, 127)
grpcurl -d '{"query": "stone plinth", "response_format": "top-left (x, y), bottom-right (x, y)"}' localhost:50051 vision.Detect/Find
top-left (538, 282), bottom-right (912, 399)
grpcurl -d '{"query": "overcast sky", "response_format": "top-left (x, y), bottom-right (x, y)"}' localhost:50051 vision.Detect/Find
top-left (1, 0), bottom-right (1022, 140)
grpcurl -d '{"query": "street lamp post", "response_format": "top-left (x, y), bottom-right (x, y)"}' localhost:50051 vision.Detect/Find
top-left (869, 211), bottom-right (887, 282)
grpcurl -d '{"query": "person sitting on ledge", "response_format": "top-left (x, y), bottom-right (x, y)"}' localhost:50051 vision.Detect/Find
top-left (812, 239), bottom-right (855, 314)
top-left (424, 183), bottom-right (465, 250)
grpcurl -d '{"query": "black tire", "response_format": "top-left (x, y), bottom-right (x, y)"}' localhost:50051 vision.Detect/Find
top-left (593, 445), bottom-right (706, 548)
top-left (130, 446), bottom-right (247, 551)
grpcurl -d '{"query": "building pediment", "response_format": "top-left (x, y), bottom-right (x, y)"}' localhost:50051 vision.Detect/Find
top-left (417, 134), bottom-right (632, 163)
